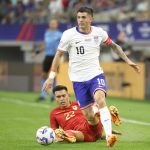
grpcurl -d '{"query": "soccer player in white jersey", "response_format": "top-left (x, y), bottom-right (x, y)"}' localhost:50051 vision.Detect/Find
top-left (42, 7), bottom-right (140, 147)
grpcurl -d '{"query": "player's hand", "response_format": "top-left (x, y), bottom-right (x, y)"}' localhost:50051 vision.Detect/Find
top-left (42, 78), bottom-right (53, 93)
top-left (127, 60), bottom-right (141, 74)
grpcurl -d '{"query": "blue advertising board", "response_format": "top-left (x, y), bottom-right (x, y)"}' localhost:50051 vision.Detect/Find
top-left (0, 20), bottom-right (150, 41)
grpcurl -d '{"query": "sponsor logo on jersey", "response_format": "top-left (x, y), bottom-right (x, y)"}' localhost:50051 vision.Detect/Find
top-left (75, 41), bottom-right (82, 44)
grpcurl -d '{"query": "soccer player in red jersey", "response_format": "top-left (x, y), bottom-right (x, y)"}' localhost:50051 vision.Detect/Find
top-left (50, 85), bottom-right (102, 142)
top-left (50, 85), bottom-right (121, 143)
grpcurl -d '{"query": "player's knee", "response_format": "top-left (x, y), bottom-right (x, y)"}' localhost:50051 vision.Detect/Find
top-left (97, 100), bottom-right (106, 108)
top-left (81, 110), bottom-right (98, 125)
top-left (85, 112), bottom-right (95, 122)
top-left (94, 91), bottom-right (106, 107)
top-left (86, 114), bottom-right (99, 125)
top-left (81, 107), bottom-right (97, 124)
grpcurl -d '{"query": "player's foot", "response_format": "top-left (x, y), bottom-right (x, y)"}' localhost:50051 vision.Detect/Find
top-left (55, 129), bottom-right (76, 143)
top-left (109, 105), bottom-right (122, 125)
top-left (106, 134), bottom-right (117, 147)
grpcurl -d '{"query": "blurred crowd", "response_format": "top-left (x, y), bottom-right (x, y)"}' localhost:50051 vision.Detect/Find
top-left (0, 0), bottom-right (150, 24)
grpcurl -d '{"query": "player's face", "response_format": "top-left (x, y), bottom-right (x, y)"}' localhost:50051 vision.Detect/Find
top-left (49, 19), bottom-right (58, 31)
top-left (77, 12), bottom-right (93, 31)
top-left (55, 90), bottom-right (70, 108)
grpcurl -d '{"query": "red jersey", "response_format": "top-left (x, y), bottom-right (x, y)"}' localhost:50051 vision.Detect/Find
top-left (50, 101), bottom-right (103, 142)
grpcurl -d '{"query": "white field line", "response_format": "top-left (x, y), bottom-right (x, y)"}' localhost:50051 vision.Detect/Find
top-left (0, 117), bottom-right (48, 121)
top-left (121, 118), bottom-right (150, 126)
top-left (1, 97), bottom-right (150, 126)
top-left (0, 97), bottom-right (50, 108)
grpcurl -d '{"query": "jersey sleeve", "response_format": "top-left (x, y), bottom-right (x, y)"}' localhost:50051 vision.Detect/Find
top-left (101, 29), bottom-right (112, 45)
top-left (57, 31), bottom-right (70, 52)
top-left (50, 111), bottom-right (59, 129)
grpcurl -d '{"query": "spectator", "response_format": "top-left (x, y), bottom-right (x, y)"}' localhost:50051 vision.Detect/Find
top-left (111, 31), bottom-right (133, 62)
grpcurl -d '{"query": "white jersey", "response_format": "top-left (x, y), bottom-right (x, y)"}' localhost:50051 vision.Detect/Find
top-left (58, 26), bottom-right (111, 82)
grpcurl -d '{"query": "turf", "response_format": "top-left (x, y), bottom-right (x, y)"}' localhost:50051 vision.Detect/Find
top-left (0, 91), bottom-right (150, 150)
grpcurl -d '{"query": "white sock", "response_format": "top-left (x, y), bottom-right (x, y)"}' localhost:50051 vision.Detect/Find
top-left (92, 105), bottom-right (99, 114)
top-left (99, 106), bottom-right (112, 139)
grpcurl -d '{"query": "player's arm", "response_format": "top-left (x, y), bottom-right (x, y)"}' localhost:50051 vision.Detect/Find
top-left (50, 49), bottom-right (63, 72)
top-left (42, 49), bottom-right (63, 92)
top-left (109, 41), bottom-right (140, 73)
top-left (50, 111), bottom-right (59, 129)
top-left (50, 112), bottom-right (64, 142)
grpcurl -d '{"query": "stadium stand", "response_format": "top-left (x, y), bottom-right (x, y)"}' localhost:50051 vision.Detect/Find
top-left (0, 0), bottom-right (150, 24)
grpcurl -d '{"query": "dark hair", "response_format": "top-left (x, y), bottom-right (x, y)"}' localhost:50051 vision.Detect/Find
top-left (53, 85), bottom-right (68, 94)
top-left (77, 7), bottom-right (93, 17)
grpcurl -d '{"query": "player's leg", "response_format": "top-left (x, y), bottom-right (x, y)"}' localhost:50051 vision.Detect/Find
top-left (94, 90), bottom-right (117, 147)
top-left (83, 119), bottom-right (103, 142)
top-left (73, 82), bottom-right (98, 125)
top-left (47, 56), bottom-right (55, 101)
top-left (90, 74), bottom-right (117, 147)
top-left (37, 57), bottom-right (49, 101)
top-left (66, 130), bottom-right (84, 142)
top-left (73, 80), bottom-right (116, 145)
top-left (92, 103), bottom-right (122, 133)
top-left (37, 56), bottom-right (54, 101)
top-left (94, 90), bottom-right (112, 135)
top-left (93, 103), bottom-right (122, 126)
top-left (81, 106), bottom-right (99, 125)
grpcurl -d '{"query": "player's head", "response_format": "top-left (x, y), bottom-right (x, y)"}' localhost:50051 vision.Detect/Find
top-left (48, 18), bottom-right (59, 31)
top-left (53, 85), bottom-right (70, 108)
top-left (77, 7), bottom-right (93, 17)
top-left (76, 7), bottom-right (93, 30)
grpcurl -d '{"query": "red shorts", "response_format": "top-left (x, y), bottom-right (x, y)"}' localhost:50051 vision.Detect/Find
top-left (82, 122), bottom-right (103, 142)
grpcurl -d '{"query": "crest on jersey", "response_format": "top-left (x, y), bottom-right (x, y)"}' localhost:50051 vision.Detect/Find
top-left (94, 36), bottom-right (99, 44)
top-left (72, 106), bottom-right (78, 110)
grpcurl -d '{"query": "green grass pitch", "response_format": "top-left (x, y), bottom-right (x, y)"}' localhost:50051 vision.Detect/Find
top-left (0, 91), bottom-right (150, 150)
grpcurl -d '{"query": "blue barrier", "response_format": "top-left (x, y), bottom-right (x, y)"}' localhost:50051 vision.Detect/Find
top-left (0, 21), bottom-right (150, 41)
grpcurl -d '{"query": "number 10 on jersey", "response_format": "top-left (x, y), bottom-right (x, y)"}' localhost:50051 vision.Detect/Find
top-left (76, 46), bottom-right (85, 54)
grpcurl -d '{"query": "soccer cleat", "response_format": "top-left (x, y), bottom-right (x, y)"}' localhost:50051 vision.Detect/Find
top-left (54, 129), bottom-right (76, 143)
top-left (109, 105), bottom-right (122, 125)
top-left (112, 129), bottom-right (122, 135)
top-left (106, 134), bottom-right (117, 147)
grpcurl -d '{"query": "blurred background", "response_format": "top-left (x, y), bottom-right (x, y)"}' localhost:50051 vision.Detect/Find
top-left (0, 0), bottom-right (150, 100)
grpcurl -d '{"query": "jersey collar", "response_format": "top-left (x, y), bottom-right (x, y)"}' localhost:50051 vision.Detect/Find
top-left (76, 26), bottom-right (92, 35)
